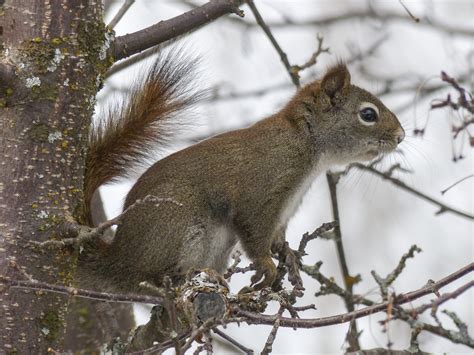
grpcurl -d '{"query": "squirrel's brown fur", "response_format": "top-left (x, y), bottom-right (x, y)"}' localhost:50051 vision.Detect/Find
top-left (83, 52), bottom-right (199, 225)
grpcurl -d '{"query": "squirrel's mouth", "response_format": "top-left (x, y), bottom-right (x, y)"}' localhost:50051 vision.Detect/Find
top-left (378, 140), bottom-right (398, 153)
top-left (364, 139), bottom-right (398, 159)
top-left (363, 149), bottom-right (379, 161)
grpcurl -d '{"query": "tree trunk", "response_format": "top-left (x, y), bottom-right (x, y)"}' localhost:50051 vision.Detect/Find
top-left (0, 1), bottom-right (109, 352)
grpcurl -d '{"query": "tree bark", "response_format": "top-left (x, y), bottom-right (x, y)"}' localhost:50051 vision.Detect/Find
top-left (0, 1), bottom-right (110, 352)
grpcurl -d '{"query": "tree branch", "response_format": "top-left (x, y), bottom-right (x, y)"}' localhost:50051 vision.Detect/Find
top-left (201, 34), bottom-right (386, 104)
top-left (113, 0), bottom-right (244, 60)
top-left (411, 281), bottom-right (474, 317)
top-left (0, 276), bottom-right (164, 305)
top-left (107, 0), bottom-right (135, 29)
top-left (261, 306), bottom-right (284, 354)
top-left (3, 257), bottom-right (472, 348)
top-left (302, 262), bottom-right (372, 307)
top-left (32, 195), bottom-right (181, 249)
top-left (303, 261), bottom-right (474, 347)
top-left (352, 163), bottom-right (474, 220)
top-left (441, 174), bottom-right (474, 195)
top-left (230, 9), bottom-right (474, 37)
top-left (398, 0), bottom-right (420, 23)
top-left (234, 263), bottom-right (473, 329)
top-left (106, 44), bottom-right (162, 78)
top-left (246, 0), bottom-right (300, 87)
top-left (212, 328), bottom-right (254, 355)
top-left (326, 172), bottom-right (361, 351)
top-left (297, 221), bottom-right (337, 256)
top-left (291, 34), bottom-right (330, 75)
top-left (371, 245), bottom-right (422, 300)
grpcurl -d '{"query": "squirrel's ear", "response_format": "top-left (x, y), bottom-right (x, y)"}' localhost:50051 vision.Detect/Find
top-left (321, 63), bottom-right (351, 100)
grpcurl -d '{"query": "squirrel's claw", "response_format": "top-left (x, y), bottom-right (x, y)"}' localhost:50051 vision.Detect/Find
top-left (250, 256), bottom-right (277, 291)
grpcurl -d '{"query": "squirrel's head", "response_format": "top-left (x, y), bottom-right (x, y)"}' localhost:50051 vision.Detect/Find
top-left (288, 63), bottom-right (405, 164)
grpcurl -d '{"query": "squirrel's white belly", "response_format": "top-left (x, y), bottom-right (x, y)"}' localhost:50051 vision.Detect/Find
top-left (278, 155), bottom-right (331, 228)
top-left (179, 223), bottom-right (237, 273)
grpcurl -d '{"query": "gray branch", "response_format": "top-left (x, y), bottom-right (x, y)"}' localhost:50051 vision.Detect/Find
top-left (113, 0), bottom-right (244, 60)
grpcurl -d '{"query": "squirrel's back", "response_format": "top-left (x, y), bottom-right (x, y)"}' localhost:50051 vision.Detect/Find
top-left (82, 51), bottom-right (200, 226)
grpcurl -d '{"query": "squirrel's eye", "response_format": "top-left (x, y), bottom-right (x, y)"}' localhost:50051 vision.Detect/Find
top-left (358, 102), bottom-right (379, 126)
top-left (359, 107), bottom-right (377, 122)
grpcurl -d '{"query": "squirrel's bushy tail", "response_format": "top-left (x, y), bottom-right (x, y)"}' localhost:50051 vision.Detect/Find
top-left (83, 51), bottom-right (200, 225)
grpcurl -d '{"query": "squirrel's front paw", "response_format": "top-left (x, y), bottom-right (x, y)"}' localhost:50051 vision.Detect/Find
top-left (250, 256), bottom-right (277, 291)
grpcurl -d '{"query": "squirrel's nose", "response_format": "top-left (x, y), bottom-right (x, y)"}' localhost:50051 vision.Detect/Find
top-left (396, 127), bottom-right (405, 144)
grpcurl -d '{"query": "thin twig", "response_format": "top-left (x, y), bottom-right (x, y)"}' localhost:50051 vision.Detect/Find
top-left (127, 331), bottom-right (191, 354)
top-left (227, 265), bottom-right (254, 277)
top-left (326, 171), bottom-right (360, 351)
top-left (428, 71), bottom-right (474, 159)
top-left (439, 71), bottom-right (473, 113)
top-left (163, 277), bottom-right (182, 355)
top-left (291, 34), bottom-right (330, 75)
top-left (398, 0), bottom-right (420, 23)
top-left (418, 322), bottom-right (474, 348)
top-left (297, 221), bottom-right (337, 256)
top-left (291, 304), bottom-right (317, 312)
top-left (412, 281), bottom-right (474, 316)
top-left (212, 328), bottom-right (254, 354)
top-left (0, 276), bottom-right (164, 305)
top-left (108, 0), bottom-right (136, 29)
top-left (261, 307), bottom-right (284, 354)
top-left (204, 331), bottom-right (213, 354)
top-left (246, 0), bottom-right (300, 87)
top-left (180, 320), bottom-right (216, 354)
top-left (229, 8), bottom-right (474, 37)
top-left (453, 118), bottom-right (474, 139)
top-left (33, 195), bottom-right (181, 248)
top-left (409, 326), bottom-right (423, 352)
top-left (104, 0), bottom-right (116, 12)
top-left (410, 72), bottom-right (470, 137)
top-left (106, 42), bottom-right (171, 79)
top-left (302, 262), bottom-right (372, 306)
top-left (371, 245), bottom-right (422, 299)
top-left (442, 310), bottom-right (470, 338)
top-left (352, 163), bottom-right (474, 220)
top-left (202, 34), bottom-right (386, 104)
top-left (224, 250), bottom-right (243, 279)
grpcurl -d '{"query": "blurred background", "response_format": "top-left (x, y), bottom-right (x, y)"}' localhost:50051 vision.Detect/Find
top-left (99, 0), bottom-right (473, 353)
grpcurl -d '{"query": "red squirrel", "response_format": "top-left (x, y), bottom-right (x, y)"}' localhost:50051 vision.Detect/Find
top-left (78, 53), bottom-right (404, 293)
